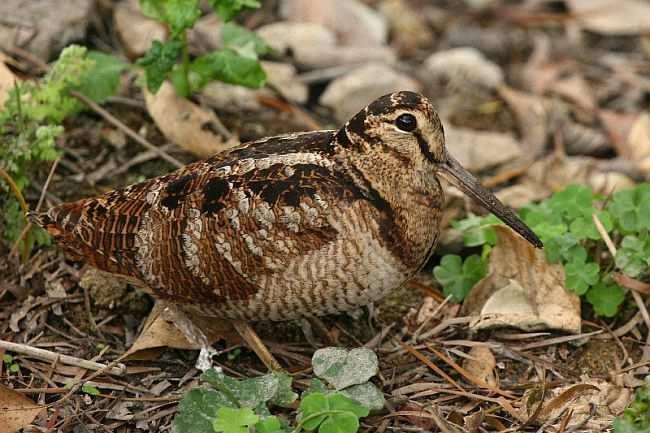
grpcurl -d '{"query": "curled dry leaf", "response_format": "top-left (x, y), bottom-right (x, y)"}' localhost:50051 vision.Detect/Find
top-left (113, 0), bottom-right (167, 59)
top-left (0, 384), bottom-right (43, 432)
top-left (0, 55), bottom-right (17, 108)
top-left (518, 380), bottom-right (631, 428)
top-left (615, 112), bottom-right (650, 175)
top-left (444, 126), bottom-right (523, 173)
top-left (567, 0), bottom-right (650, 36)
top-left (145, 81), bottom-right (240, 158)
top-left (498, 85), bottom-right (550, 158)
top-left (126, 302), bottom-right (239, 360)
top-left (462, 225), bottom-right (581, 334)
top-left (463, 346), bottom-right (497, 388)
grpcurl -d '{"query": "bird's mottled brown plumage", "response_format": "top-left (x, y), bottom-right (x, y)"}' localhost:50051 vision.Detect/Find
top-left (31, 91), bottom-right (541, 321)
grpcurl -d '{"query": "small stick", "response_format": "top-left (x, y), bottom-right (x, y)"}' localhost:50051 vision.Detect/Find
top-left (0, 340), bottom-right (125, 376)
top-left (231, 320), bottom-right (283, 372)
top-left (70, 90), bottom-right (184, 169)
top-left (592, 213), bottom-right (616, 256)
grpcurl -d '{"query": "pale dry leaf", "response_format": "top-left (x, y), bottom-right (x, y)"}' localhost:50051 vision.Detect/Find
top-left (462, 225), bottom-right (581, 334)
top-left (445, 126), bottom-right (523, 173)
top-left (599, 109), bottom-right (638, 149)
top-left (144, 81), bottom-right (240, 158)
top-left (0, 57), bottom-right (18, 108)
top-left (567, 0), bottom-right (650, 36)
top-left (463, 346), bottom-right (497, 388)
top-left (126, 302), bottom-right (239, 360)
top-left (0, 384), bottom-right (43, 433)
top-left (622, 112), bottom-right (650, 174)
top-left (379, 0), bottom-right (432, 56)
top-left (498, 85), bottom-right (550, 157)
top-left (518, 380), bottom-right (630, 428)
top-left (550, 74), bottom-right (595, 112)
top-left (113, 0), bottom-right (167, 59)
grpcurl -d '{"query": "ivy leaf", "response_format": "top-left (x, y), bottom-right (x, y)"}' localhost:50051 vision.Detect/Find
top-left (201, 369), bottom-right (297, 409)
top-left (137, 39), bottom-right (184, 92)
top-left (76, 51), bottom-right (128, 104)
top-left (564, 257), bottom-right (599, 295)
top-left (173, 388), bottom-right (234, 433)
top-left (139, 0), bottom-right (201, 35)
top-left (312, 347), bottom-right (378, 391)
top-left (586, 281), bottom-right (625, 317)
top-left (433, 254), bottom-right (487, 302)
top-left (339, 382), bottom-right (385, 411)
top-left (212, 407), bottom-right (259, 433)
top-left (208, 0), bottom-right (261, 22)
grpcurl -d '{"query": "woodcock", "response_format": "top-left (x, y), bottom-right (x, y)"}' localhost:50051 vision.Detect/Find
top-left (31, 91), bottom-right (542, 322)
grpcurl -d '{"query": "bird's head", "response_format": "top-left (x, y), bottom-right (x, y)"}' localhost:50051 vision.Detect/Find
top-left (335, 91), bottom-right (542, 248)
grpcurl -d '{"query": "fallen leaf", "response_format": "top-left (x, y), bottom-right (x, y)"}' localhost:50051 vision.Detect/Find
top-left (498, 85), bottom-right (550, 157)
top-left (618, 112), bottom-right (650, 174)
top-left (0, 56), bottom-right (18, 108)
top-left (126, 302), bottom-right (239, 360)
top-left (445, 126), bottom-right (523, 173)
top-left (462, 225), bottom-right (582, 334)
top-left (114, 0), bottom-right (167, 59)
top-left (144, 81), bottom-right (240, 158)
top-left (463, 346), bottom-right (497, 388)
top-left (567, 0), bottom-right (650, 36)
top-left (0, 384), bottom-right (43, 433)
top-left (550, 74), bottom-right (595, 112)
top-left (518, 380), bottom-right (630, 428)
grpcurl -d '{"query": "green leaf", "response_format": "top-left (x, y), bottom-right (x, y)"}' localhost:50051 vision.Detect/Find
top-left (137, 39), bottom-right (184, 92)
top-left (312, 347), bottom-right (378, 390)
top-left (299, 393), bottom-right (329, 431)
top-left (76, 51), bottom-right (127, 103)
top-left (319, 412), bottom-right (359, 433)
top-left (213, 407), bottom-right (259, 433)
top-left (3, 355), bottom-right (13, 363)
top-left (544, 234), bottom-right (582, 264)
top-left (564, 257), bottom-right (599, 295)
top-left (433, 254), bottom-right (487, 302)
top-left (452, 214), bottom-right (499, 247)
top-left (173, 388), bottom-right (234, 433)
top-left (586, 281), bottom-right (626, 317)
top-left (339, 382), bottom-right (385, 412)
top-left (201, 369), bottom-right (297, 409)
top-left (255, 416), bottom-right (285, 433)
top-left (548, 185), bottom-right (595, 221)
top-left (81, 384), bottom-right (100, 396)
top-left (208, 0), bottom-right (261, 22)
top-left (327, 393), bottom-right (369, 418)
top-left (188, 49), bottom-right (266, 91)
top-left (139, 0), bottom-right (201, 35)
top-left (607, 185), bottom-right (650, 234)
top-left (616, 235), bottom-right (650, 278)
top-left (221, 23), bottom-right (270, 58)
top-left (9, 363), bottom-right (20, 373)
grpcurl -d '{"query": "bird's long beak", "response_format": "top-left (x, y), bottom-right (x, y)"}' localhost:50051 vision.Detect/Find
top-left (439, 155), bottom-right (543, 248)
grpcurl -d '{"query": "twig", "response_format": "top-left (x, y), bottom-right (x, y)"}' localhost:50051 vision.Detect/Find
top-left (70, 90), bottom-right (184, 168)
top-left (592, 213), bottom-right (616, 256)
top-left (0, 167), bottom-right (28, 215)
top-left (0, 340), bottom-right (125, 375)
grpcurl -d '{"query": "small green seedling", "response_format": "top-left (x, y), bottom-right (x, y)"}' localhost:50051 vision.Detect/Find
top-left (614, 379), bottom-right (650, 433)
top-left (137, 0), bottom-right (268, 97)
top-left (3, 354), bottom-right (20, 374)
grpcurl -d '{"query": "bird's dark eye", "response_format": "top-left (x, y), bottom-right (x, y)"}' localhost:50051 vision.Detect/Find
top-left (395, 113), bottom-right (417, 132)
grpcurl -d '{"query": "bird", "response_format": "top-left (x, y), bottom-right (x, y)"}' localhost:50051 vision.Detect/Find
top-left (30, 91), bottom-right (541, 366)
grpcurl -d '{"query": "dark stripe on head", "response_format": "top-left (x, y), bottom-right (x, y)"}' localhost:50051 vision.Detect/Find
top-left (415, 132), bottom-right (439, 163)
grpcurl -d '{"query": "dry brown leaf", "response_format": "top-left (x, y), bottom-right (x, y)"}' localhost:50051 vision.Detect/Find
top-left (0, 384), bottom-right (43, 433)
top-left (518, 380), bottom-right (630, 428)
top-left (144, 81), bottom-right (240, 158)
top-left (463, 346), bottom-right (497, 387)
top-left (498, 85), bottom-right (549, 157)
top-left (462, 225), bottom-right (581, 334)
top-left (567, 0), bottom-right (650, 36)
top-left (126, 302), bottom-right (239, 360)
top-left (621, 112), bottom-right (650, 174)
top-left (445, 126), bottom-right (522, 173)
top-left (114, 0), bottom-right (167, 59)
top-left (550, 74), bottom-right (595, 112)
top-left (0, 56), bottom-right (18, 108)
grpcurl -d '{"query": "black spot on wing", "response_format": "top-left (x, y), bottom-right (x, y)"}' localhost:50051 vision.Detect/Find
top-left (202, 178), bottom-right (230, 214)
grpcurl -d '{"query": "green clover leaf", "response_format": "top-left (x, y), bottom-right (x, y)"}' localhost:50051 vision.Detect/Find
top-left (607, 185), bottom-right (650, 234)
top-left (298, 393), bottom-right (369, 433)
top-left (212, 407), bottom-right (259, 433)
top-left (586, 282), bottom-right (625, 317)
top-left (615, 235), bottom-right (650, 278)
top-left (208, 0), bottom-right (261, 22)
top-left (564, 257), bottom-right (599, 295)
top-left (433, 254), bottom-right (487, 302)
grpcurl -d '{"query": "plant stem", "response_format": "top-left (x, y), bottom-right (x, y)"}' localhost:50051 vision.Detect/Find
top-left (0, 167), bottom-right (28, 216)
